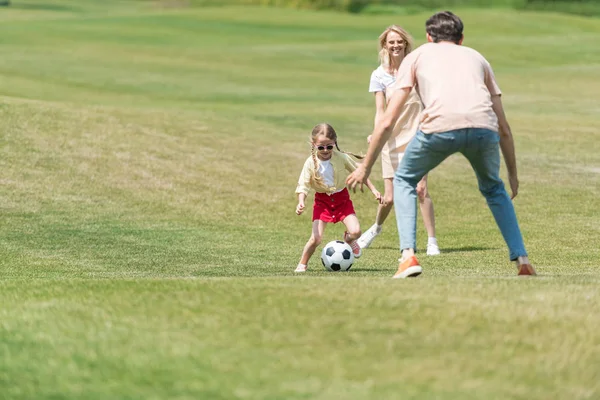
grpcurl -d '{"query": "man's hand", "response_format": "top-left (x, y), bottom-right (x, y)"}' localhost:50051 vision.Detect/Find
top-left (508, 174), bottom-right (519, 199)
top-left (296, 201), bottom-right (305, 215)
top-left (346, 164), bottom-right (370, 193)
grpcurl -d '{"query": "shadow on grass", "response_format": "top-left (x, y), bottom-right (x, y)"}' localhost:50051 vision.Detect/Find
top-left (436, 245), bottom-right (498, 253)
top-left (348, 268), bottom-right (393, 272)
top-left (368, 245), bottom-right (497, 253)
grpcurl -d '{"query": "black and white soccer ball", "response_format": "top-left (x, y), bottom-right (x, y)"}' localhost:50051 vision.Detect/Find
top-left (321, 240), bottom-right (354, 271)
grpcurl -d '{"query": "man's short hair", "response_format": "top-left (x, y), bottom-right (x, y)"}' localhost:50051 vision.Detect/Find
top-left (426, 11), bottom-right (464, 44)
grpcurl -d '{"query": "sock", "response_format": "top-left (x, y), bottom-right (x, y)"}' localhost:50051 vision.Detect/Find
top-left (428, 237), bottom-right (438, 246)
top-left (297, 263), bottom-right (307, 268)
top-left (375, 224), bottom-right (383, 233)
top-left (516, 256), bottom-right (529, 265)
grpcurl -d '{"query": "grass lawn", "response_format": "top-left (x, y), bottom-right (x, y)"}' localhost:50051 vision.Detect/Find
top-left (1, 1), bottom-right (600, 398)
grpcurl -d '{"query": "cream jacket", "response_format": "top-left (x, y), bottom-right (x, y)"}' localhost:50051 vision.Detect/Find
top-left (295, 150), bottom-right (358, 195)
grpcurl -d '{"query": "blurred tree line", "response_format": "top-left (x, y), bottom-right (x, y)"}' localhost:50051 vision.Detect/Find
top-left (2, 0), bottom-right (599, 16)
top-left (193, 0), bottom-right (600, 16)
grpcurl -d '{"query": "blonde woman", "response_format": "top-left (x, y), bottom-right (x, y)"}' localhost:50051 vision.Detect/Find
top-left (294, 123), bottom-right (381, 272)
top-left (357, 25), bottom-right (440, 256)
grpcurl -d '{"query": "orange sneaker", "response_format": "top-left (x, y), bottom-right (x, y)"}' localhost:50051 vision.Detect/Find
top-left (344, 232), bottom-right (362, 258)
top-left (517, 264), bottom-right (536, 276)
top-left (392, 256), bottom-right (422, 279)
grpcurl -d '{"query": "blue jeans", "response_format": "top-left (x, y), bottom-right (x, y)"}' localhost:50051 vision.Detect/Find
top-left (393, 128), bottom-right (527, 261)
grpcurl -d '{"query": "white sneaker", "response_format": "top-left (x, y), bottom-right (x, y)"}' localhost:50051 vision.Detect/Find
top-left (294, 264), bottom-right (307, 273)
top-left (356, 224), bottom-right (381, 249)
top-left (426, 243), bottom-right (440, 256)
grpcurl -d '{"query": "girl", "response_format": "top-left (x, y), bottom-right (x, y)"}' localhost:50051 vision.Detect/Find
top-left (295, 123), bottom-right (381, 273)
top-left (356, 25), bottom-right (440, 256)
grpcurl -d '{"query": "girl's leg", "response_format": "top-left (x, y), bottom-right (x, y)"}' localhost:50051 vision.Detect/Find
top-left (342, 214), bottom-right (362, 257)
top-left (297, 220), bottom-right (327, 269)
top-left (342, 214), bottom-right (361, 240)
top-left (416, 175), bottom-right (440, 255)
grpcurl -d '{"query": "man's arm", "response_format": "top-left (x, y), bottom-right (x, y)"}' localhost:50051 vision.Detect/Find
top-left (364, 88), bottom-right (411, 171)
top-left (491, 95), bottom-right (519, 199)
top-left (346, 87), bottom-right (411, 191)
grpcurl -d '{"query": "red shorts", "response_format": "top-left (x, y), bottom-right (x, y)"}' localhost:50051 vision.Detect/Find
top-left (313, 188), bottom-right (356, 223)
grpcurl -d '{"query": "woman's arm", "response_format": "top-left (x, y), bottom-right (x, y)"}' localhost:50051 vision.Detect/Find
top-left (365, 178), bottom-right (382, 203)
top-left (374, 91), bottom-right (387, 125)
top-left (368, 92), bottom-right (387, 143)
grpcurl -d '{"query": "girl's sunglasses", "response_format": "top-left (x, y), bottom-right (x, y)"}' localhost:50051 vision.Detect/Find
top-left (316, 145), bottom-right (334, 151)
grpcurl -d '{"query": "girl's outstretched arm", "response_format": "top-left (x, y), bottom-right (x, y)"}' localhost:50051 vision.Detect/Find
top-left (296, 192), bottom-right (307, 215)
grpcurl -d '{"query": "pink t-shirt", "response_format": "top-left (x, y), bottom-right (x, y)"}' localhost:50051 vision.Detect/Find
top-left (395, 42), bottom-right (501, 134)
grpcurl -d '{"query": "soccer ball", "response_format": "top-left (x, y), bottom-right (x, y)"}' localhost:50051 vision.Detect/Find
top-left (321, 240), bottom-right (354, 271)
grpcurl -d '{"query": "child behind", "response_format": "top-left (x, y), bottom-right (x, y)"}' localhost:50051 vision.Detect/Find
top-left (294, 123), bottom-right (381, 273)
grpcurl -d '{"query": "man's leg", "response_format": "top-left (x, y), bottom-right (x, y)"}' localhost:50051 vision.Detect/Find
top-left (461, 129), bottom-right (528, 262)
top-left (394, 131), bottom-right (458, 256)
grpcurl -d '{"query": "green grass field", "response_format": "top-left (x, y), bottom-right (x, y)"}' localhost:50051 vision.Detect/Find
top-left (1, 1), bottom-right (600, 398)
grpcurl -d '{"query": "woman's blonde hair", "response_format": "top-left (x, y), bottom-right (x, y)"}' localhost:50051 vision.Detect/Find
top-left (309, 123), bottom-right (363, 189)
top-left (378, 25), bottom-right (414, 68)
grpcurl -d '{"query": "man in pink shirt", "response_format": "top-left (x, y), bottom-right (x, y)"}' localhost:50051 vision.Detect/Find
top-left (347, 11), bottom-right (536, 278)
